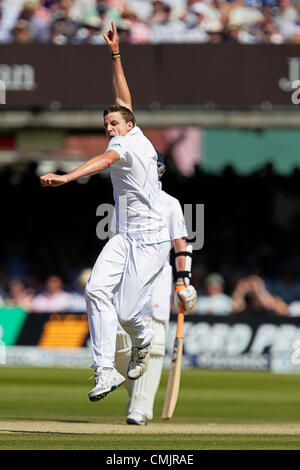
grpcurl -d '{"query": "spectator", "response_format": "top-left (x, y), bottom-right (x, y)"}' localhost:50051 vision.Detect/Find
top-left (0, 1), bottom-right (3, 40)
top-left (106, 0), bottom-right (127, 13)
top-left (0, 267), bottom-right (7, 307)
top-left (5, 278), bottom-right (34, 311)
top-left (17, 0), bottom-right (51, 42)
top-left (274, 0), bottom-right (299, 40)
top-left (226, 0), bottom-right (265, 31)
top-left (227, 23), bottom-right (264, 43)
top-left (49, 0), bottom-right (78, 44)
top-left (191, 1), bottom-right (224, 31)
top-left (231, 275), bottom-right (288, 315)
top-left (69, 268), bottom-right (92, 312)
top-left (196, 272), bottom-right (233, 315)
top-left (122, 7), bottom-right (150, 43)
top-left (0, 0), bottom-right (26, 43)
top-left (147, 0), bottom-right (170, 26)
top-left (97, 1), bottom-right (109, 20)
top-left (116, 18), bottom-right (132, 42)
top-left (273, 268), bottom-right (300, 303)
top-left (286, 300), bottom-right (300, 316)
top-left (149, 2), bottom-right (187, 43)
top-left (71, 15), bottom-right (103, 44)
top-left (68, 0), bottom-right (97, 24)
top-left (50, 18), bottom-right (70, 44)
top-left (11, 19), bottom-right (33, 43)
top-left (0, 289), bottom-right (4, 308)
top-left (184, 2), bottom-right (211, 42)
top-left (284, 270), bottom-right (300, 315)
top-left (26, 0), bottom-right (52, 42)
top-left (262, 20), bottom-right (284, 43)
top-left (127, 0), bottom-right (157, 22)
top-left (31, 275), bottom-right (72, 313)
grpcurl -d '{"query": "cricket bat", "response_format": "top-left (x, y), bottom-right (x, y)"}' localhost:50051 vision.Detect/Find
top-left (162, 244), bottom-right (193, 420)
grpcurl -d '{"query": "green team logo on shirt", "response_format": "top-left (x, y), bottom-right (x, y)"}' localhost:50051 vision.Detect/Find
top-left (112, 143), bottom-right (121, 148)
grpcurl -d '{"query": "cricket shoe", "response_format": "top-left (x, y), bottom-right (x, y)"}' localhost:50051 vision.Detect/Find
top-left (88, 367), bottom-right (125, 402)
top-left (127, 340), bottom-right (153, 380)
top-left (127, 411), bottom-right (148, 426)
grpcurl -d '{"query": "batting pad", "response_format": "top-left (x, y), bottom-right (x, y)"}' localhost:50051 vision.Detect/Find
top-left (128, 355), bottom-right (164, 420)
top-left (116, 317), bottom-right (166, 357)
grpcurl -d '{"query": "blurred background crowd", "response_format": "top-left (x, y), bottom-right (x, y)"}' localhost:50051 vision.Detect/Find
top-left (0, 267), bottom-right (299, 316)
top-left (1, 0), bottom-right (300, 46)
top-left (1, 2), bottom-right (300, 318)
top-left (1, 159), bottom-right (300, 318)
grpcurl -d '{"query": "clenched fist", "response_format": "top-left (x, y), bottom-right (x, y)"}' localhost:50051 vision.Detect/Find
top-left (40, 173), bottom-right (68, 187)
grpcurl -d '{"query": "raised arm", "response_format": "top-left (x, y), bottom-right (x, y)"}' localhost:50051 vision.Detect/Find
top-left (40, 150), bottom-right (119, 187)
top-left (103, 21), bottom-right (132, 112)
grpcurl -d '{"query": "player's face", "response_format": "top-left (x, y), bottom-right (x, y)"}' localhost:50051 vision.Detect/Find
top-left (104, 112), bottom-right (133, 139)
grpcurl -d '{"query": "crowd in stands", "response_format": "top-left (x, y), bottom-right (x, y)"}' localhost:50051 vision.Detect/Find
top-left (1, 158), bottom-right (300, 318)
top-left (1, 0), bottom-right (300, 45)
top-left (194, 272), bottom-right (291, 315)
top-left (0, 269), bottom-right (92, 313)
top-left (1, 263), bottom-right (300, 316)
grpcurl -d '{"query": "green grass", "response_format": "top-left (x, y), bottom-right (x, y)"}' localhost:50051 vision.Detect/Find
top-left (1, 367), bottom-right (300, 449)
top-left (1, 433), bottom-right (300, 450)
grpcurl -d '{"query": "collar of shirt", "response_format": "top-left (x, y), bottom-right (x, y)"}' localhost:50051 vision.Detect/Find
top-left (127, 125), bottom-right (141, 136)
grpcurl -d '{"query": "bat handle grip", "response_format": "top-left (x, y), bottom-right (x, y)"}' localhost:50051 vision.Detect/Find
top-left (176, 284), bottom-right (185, 338)
top-left (176, 312), bottom-right (184, 339)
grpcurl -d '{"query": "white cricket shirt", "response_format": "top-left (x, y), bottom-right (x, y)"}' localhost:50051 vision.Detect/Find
top-left (142, 189), bottom-right (188, 322)
top-left (107, 126), bottom-right (169, 240)
top-left (160, 189), bottom-right (188, 244)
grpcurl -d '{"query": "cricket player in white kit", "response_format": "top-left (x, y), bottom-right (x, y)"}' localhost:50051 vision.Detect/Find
top-left (40, 22), bottom-right (191, 402)
top-left (115, 152), bottom-right (198, 425)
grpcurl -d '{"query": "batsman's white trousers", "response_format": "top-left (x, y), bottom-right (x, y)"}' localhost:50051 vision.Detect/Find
top-left (85, 232), bottom-right (171, 369)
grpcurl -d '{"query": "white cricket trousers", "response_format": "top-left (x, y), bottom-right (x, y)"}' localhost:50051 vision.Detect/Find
top-left (85, 232), bottom-right (171, 369)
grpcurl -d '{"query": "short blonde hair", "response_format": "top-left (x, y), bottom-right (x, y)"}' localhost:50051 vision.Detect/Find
top-left (103, 104), bottom-right (136, 126)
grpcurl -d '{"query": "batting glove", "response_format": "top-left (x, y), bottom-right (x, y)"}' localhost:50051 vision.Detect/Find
top-left (174, 282), bottom-right (197, 314)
